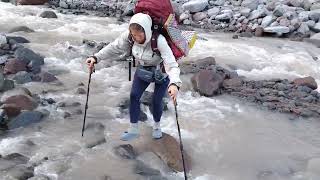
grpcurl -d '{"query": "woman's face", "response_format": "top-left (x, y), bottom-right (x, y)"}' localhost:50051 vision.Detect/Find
top-left (130, 28), bottom-right (146, 44)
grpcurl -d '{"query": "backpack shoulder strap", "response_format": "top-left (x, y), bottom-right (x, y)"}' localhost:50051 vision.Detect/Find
top-left (151, 31), bottom-right (161, 57)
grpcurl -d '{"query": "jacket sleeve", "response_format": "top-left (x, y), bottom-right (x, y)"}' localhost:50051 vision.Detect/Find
top-left (94, 30), bottom-right (131, 62)
top-left (157, 35), bottom-right (182, 88)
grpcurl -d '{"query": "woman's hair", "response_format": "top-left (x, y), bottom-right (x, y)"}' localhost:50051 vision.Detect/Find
top-left (129, 23), bottom-right (145, 33)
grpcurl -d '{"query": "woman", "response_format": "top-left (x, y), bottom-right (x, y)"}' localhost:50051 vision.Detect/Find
top-left (86, 13), bottom-right (182, 141)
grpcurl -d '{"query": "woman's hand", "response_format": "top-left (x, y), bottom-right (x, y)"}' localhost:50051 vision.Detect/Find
top-left (168, 84), bottom-right (179, 102)
top-left (85, 57), bottom-right (96, 73)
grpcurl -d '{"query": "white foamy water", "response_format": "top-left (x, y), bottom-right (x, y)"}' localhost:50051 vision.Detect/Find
top-left (1, 2), bottom-right (320, 180)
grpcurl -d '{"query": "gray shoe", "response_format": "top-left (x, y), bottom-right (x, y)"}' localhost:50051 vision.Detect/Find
top-left (152, 128), bottom-right (162, 139)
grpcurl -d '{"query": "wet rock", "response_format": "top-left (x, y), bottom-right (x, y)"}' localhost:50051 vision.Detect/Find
top-left (63, 112), bottom-right (71, 118)
top-left (223, 77), bottom-right (244, 89)
top-left (0, 79), bottom-right (15, 92)
top-left (4, 58), bottom-right (27, 74)
top-left (5, 164), bottom-right (34, 179)
top-left (293, 76), bottom-right (318, 90)
top-left (191, 70), bottom-right (225, 96)
top-left (39, 11), bottom-right (58, 18)
top-left (2, 153), bottom-right (29, 164)
top-left (76, 87), bottom-right (86, 94)
top-left (82, 122), bottom-right (106, 148)
top-left (147, 133), bottom-right (191, 172)
top-left (1, 104), bottom-right (21, 118)
top-left (13, 71), bottom-right (33, 84)
top-left (38, 72), bottom-right (58, 82)
top-left (297, 85), bottom-right (313, 93)
top-left (8, 111), bottom-right (43, 129)
top-left (14, 47), bottom-right (44, 67)
top-left (180, 56), bottom-right (216, 74)
top-left (114, 144), bottom-right (136, 159)
top-left (6, 36), bottom-right (30, 43)
top-left (134, 160), bottom-right (161, 176)
top-left (17, 0), bottom-right (48, 5)
top-left (28, 175), bottom-right (50, 180)
top-left (2, 94), bottom-right (38, 111)
top-left (8, 26), bottom-right (35, 33)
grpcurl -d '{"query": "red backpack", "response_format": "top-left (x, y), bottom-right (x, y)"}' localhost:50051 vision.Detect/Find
top-left (130, 0), bottom-right (185, 60)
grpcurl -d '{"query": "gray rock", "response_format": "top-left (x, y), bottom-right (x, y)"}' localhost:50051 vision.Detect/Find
top-left (289, 0), bottom-right (304, 7)
top-left (249, 9), bottom-right (266, 20)
top-left (82, 122), bottom-right (106, 148)
top-left (182, 0), bottom-right (209, 13)
top-left (311, 32), bottom-right (320, 40)
top-left (59, 0), bottom-right (69, 8)
top-left (134, 161), bottom-right (161, 176)
top-left (298, 11), bottom-right (310, 21)
top-left (298, 22), bottom-right (310, 34)
top-left (241, 0), bottom-right (259, 10)
top-left (13, 71), bottom-right (33, 84)
top-left (39, 11), bottom-right (58, 18)
top-left (5, 165), bottom-right (33, 180)
top-left (310, 3), bottom-right (320, 10)
top-left (6, 36), bottom-right (30, 43)
top-left (8, 111), bottom-right (43, 129)
top-left (1, 79), bottom-right (15, 92)
top-left (114, 144), bottom-right (136, 159)
top-left (279, 18), bottom-right (291, 27)
top-left (193, 12), bottom-right (207, 21)
top-left (291, 18), bottom-right (301, 29)
top-left (179, 12), bottom-right (190, 22)
top-left (261, 15), bottom-right (274, 27)
top-left (297, 86), bottom-right (313, 93)
top-left (8, 26), bottom-right (35, 33)
top-left (213, 0), bottom-right (225, 6)
top-left (76, 87), bottom-right (86, 94)
top-left (0, 35), bottom-right (7, 45)
top-left (309, 9), bottom-right (320, 22)
top-left (263, 26), bottom-right (290, 35)
top-left (311, 22), bottom-right (320, 32)
top-left (191, 70), bottom-right (225, 96)
top-left (215, 13), bottom-right (232, 21)
top-left (208, 7), bottom-right (220, 17)
top-left (284, 11), bottom-right (297, 20)
top-left (240, 8), bottom-right (252, 17)
top-left (14, 47), bottom-right (44, 66)
top-left (273, 5), bottom-right (286, 17)
top-left (306, 20), bottom-right (316, 28)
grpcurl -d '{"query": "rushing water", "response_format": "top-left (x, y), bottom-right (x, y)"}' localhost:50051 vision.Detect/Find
top-left (1, 2), bottom-right (320, 180)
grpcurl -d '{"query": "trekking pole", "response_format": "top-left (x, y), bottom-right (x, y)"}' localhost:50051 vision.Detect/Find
top-left (128, 56), bottom-right (132, 81)
top-left (173, 99), bottom-right (188, 180)
top-left (81, 66), bottom-right (94, 137)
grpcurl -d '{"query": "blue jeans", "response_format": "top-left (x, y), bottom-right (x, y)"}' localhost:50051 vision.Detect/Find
top-left (129, 72), bottom-right (169, 123)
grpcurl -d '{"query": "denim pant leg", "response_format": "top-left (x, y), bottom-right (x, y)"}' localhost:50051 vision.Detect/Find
top-left (152, 77), bottom-right (170, 122)
top-left (129, 73), bottom-right (150, 123)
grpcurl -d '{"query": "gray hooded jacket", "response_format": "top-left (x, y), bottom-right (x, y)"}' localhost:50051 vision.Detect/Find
top-left (94, 13), bottom-right (182, 87)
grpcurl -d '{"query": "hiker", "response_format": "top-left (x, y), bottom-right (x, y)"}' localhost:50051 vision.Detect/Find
top-left (85, 13), bottom-right (182, 141)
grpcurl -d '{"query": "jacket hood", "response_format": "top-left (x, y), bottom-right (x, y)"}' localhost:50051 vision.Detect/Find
top-left (129, 13), bottom-right (152, 46)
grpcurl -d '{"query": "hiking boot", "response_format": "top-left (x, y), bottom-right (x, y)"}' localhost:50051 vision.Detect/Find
top-left (152, 128), bottom-right (162, 139)
top-left (120, 131), bottom-right (139, 141)
top-left (120, 123), bottom-right (139, 141)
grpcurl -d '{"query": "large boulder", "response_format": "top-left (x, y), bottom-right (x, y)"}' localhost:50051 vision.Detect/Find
top-left (191, 70), bottom-right (225, 96)
top-left (182, 0), bottom-right (209, 13)
top-left (293, 76), bottom-right (318, 90)
top-left (127, 128), bottom-right (191, 173)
